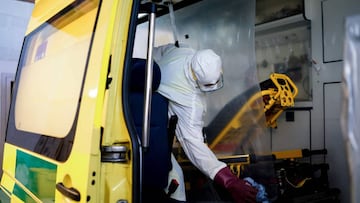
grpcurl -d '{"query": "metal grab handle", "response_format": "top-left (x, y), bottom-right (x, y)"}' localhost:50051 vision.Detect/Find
top-left (142, 3), bottom-right (157, 150)
top-left (56, 182), bottom-right (81, 201)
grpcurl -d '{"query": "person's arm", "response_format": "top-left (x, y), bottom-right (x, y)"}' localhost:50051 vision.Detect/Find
top-left (170, 102), bottom-right (258, 203)
top-left (169, 102), bottom-right (226, 179)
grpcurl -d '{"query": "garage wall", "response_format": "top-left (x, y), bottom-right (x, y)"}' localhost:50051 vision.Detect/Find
top-left (0, 0), bottom-right (33, 176)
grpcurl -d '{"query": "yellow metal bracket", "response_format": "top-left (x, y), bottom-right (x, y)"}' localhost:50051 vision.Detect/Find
top-left (262, 73), bottom-right (298, 128)
top-left (209, 73), bottom-right (298, 151)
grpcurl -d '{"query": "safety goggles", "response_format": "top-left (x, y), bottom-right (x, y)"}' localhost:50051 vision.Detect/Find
top-left (196, 74), bottom-right (224, 92)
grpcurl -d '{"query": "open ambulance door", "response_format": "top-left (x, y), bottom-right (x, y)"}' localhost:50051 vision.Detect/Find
top-left (0, 0), bottom-right (143, 202)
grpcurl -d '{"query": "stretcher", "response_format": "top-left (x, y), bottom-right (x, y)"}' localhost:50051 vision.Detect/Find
top-left (176, 73), bottom-right (339, 202)
top-left (180, 147), bottom-right (338, 202)
top-left (205, 73), bottom-right (298, 155)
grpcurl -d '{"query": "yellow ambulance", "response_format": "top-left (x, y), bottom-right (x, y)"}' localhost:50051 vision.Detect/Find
top-left (0, 0), bottom-right (302, 202)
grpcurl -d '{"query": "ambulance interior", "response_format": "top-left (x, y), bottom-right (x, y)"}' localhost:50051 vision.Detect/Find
top-left (130, 0), bottom-right (360, 202)
top-left (0, 0), bottom-right (359, 202)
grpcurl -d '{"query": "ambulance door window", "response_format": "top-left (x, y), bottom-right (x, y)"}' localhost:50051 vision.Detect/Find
top-left (6, 0), bottom-right (100, 161)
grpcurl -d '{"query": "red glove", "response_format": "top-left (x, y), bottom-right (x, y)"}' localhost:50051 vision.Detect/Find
top-left (214, 167), bottom-right (257, 203)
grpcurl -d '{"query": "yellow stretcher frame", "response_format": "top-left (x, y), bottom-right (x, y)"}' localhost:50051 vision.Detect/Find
top-left (209, 73), bottom-right (298, 151)
top-left (179, 148), bottom-right (326, 181)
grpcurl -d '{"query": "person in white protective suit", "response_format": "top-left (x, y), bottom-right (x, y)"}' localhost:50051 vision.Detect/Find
top-left (153, 43), bottom-right (257, 203)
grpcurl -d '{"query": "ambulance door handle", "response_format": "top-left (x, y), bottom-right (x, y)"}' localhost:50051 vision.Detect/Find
top-left (56, 182), bottom-right (81, 201)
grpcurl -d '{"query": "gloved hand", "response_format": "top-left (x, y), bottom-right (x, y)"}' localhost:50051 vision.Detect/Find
top-left (214, 167), bottom-right (257, 203)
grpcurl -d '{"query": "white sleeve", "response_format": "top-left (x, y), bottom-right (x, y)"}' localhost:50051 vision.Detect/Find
top-left (169, 101), bottom-right (226, 179)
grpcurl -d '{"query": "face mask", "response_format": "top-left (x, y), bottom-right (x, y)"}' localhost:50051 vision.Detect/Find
top-left (196, 74), bottom-right (224, 92)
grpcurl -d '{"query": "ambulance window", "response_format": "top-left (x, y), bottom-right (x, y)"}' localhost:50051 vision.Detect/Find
top-left (6, 0), bottom-right (100, 161)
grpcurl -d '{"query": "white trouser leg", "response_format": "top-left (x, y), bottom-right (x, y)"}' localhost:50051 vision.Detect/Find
top-left (165, 154), bottom-right (186, 201)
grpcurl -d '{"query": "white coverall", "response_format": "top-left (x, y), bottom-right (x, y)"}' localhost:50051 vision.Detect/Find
top-left (153, 44), bottom-right (226, 201)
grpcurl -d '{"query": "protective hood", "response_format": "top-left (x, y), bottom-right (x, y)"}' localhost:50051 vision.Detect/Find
top-left (191, 49), bottom-right (223, 92)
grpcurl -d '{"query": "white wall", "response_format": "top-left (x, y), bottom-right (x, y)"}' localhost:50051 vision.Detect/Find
top-left (0, 0), bottom-right (34, 129)
top-left (0, 0), bottom-right (33, 176)
top-left (310, 0), bottom-right (359, 202)
top-left (0, 0), bottom-right (33, 63)
top-left (273, 0), bottom-right (360, 202)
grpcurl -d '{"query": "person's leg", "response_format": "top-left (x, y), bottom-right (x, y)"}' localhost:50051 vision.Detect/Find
top-left (165, 154), bottom-right (186, 202)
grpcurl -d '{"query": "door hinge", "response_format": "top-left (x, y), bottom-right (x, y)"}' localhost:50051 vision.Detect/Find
top-left (101, 145), bottom-right (129, 163)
